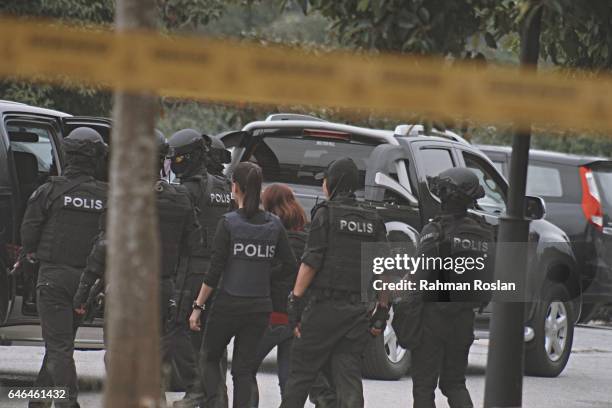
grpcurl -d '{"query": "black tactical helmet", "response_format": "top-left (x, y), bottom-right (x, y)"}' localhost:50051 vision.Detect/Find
top-left (203, 134), bottom-right (230, 176)
top-left (168, 128), bottom-right (206, 156)
top-left (429, 168), bottom-right (484, 206)
top-left (167, 128), bottom-right (207, 178)
top-left (209, 135), bottom-right (231, 162)
top-left (209, 135), bottom-right (227, 154)
top-left (63, 127), bottom-right (107, 158)
top-left (317, 157), bottom-right (359, 198)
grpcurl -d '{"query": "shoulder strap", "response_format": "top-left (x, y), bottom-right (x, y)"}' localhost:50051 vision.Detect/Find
top-left (48, 175), bottom-right (91, 204)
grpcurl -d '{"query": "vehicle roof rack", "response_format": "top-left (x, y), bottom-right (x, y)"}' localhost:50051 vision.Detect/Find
top-left (265, 113), bottom-right (326, 122)
top-left (393, 124), bottom-right (470, 145)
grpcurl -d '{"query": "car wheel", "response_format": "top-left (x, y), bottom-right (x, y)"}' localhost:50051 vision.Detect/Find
top-left (362, 308), bottom-right (411, 380)
top-left (525, 282), bottom-right (574, 377)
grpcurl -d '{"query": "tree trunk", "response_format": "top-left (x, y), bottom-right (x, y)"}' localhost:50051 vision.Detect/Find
top-left (105, 1), bottom-right (160, 407)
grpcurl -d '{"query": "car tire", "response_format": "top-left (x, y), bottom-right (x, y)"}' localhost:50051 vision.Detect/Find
top-left (361, 312), bottom-right (411, 380)
top-left (525, 282), bottom-right (574, 377)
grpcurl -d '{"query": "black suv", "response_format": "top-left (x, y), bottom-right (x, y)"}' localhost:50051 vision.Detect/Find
top-left (0, 100), bottom-right (110, 346)
top-left (221, 114), bottom-right (579, 379)
top-left (479, 145), bottom-right (612, 321)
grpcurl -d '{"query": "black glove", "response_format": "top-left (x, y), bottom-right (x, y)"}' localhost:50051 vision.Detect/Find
top-left (73, 282), bottom-right (92, 310)
top-left (370, 303), bottom-right (390, 333)
top-left (287, 292), bottom-right (305, 329)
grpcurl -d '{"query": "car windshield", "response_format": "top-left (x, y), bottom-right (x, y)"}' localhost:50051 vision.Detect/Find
top-left (594, 169), bottom-right (612, 209)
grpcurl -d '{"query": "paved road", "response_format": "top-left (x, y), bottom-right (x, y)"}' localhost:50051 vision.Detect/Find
top-left (1, 326), bottom-right (611, 407)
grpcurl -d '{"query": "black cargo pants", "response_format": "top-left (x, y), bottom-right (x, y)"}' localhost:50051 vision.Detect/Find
top-left (280, 295), bottom-right (370, 408)
top-left (170, 272), bottom-right (228, 406)
top-left (200, 308), bottom-right (268, 408)
top-left (410, 304), bottom-right (475, 408)
top-left (30, 282), bottom-right (81, 408)
top-left (170, 273), bottom-right (203, 394)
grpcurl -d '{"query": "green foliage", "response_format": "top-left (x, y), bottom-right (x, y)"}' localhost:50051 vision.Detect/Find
top-left (302, 0), bottom-right (501, 56)
top-left (539, 0), bottom-right (612, 70)
top-left (0, 0), bottom-right (231, 116)
top-left (0, 79), bottom-right (113, 116)
top-left (1, 0), bottom-right (611, 156)
top-left (157, 0), bottom-right (226, 31)
top-left (469, 124), bottom-right (612, 157)
top-left (1, 0), bottom-right (114, 25)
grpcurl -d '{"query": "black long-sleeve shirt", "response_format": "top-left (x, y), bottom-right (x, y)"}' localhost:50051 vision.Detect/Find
top-left (204, 208), bottom-right (297, 314)
top-left (20, 182), bottom-right (53, 255)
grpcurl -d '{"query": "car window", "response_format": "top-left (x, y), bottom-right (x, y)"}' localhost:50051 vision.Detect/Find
top-left (246, 135), bottom-right (380, 187)
top-left (420, 148), bottom-right (455, 179)
top-left (492, 160), bottom-right (505, 175)
top-left (7, 124), bottom-right (56, 173)
top-left (463, 153), bottom-right (507, 214)
top-left (526, 165), bottom-right (563, 198)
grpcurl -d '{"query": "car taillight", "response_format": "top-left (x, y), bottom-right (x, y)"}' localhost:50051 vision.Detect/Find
top-left (580, 166), bottom-right (603, 230)
top-left (303, 129), bottom-right (350, 141)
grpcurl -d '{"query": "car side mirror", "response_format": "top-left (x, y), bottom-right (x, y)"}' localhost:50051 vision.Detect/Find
top-left (374, 172), bottom-right (418, 207)
top-left (525, 195), bottom-right (546, 220)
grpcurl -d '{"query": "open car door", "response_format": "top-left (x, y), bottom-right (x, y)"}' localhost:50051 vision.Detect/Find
top-left (61, 117), bottom-right (112, 143)
top-left (364, 144), bottom-right (417, 205)
top-left (217, 130), bottom-right (249, 177)
top-left (363, 143), bottom-right (420, 252)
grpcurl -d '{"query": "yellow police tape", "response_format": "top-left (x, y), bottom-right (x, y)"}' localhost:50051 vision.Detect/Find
top-left (1, 17), bottom-right (612, 132)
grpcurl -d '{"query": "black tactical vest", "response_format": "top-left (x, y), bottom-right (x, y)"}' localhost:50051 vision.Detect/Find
top-left (430, 213), bottom-right (495, 303)
top-left (183, 172), bottom-right (231, 260)
top-left (222, 211), bottom-right (282, 297)
top-left (37, 176), bottom-right (107, 268)
top-left (313, 200), bottom-right (381, 293)
top-left (156, 181), bottom-right (193, 278)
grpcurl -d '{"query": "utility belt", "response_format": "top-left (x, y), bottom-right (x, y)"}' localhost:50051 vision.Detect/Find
top-left (311, 287), bottom-right (362, 304)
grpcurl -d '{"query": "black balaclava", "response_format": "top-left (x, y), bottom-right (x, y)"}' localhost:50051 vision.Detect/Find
top-left (62, 127), bottom-right (107, 178)
top-left (429, 167), bottom-right (485, 213)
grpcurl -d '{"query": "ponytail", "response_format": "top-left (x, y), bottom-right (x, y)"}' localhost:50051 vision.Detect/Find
top-left (233, 162), bottom-right (262, 218)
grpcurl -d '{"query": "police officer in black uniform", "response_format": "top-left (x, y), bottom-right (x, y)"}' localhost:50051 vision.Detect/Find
top-left (72, 130), bottom-right (202, 390)
top-left (188, 162), bottom-right (297, 408)
top-left (21, 127), bottom-right (108, 408)
top-left (280, 157), bottom-right (389, 408)
top-left (167, 129), bottom-right (232, 408)
top-left (410, 167), bottom-right (494, 408)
